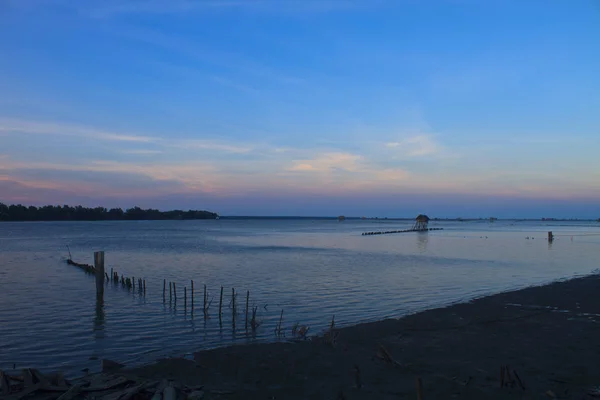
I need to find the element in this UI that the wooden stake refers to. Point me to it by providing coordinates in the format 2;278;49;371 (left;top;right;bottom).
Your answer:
191;280;194;310
245;290;250;331
232;288;236;317
132;276;135;290
94;251;105;299
184;286;187;309
173;282;177;303
219;286;223;320
169;281;172;303
163;279;166;301
416;377;423;400
278;309;284;335
110;268;113;282
143;279;146;294
203;285;207;313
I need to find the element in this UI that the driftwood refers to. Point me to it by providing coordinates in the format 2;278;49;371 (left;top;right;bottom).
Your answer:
55;385;80;400
0;367;165;400
376;344;402;367
82;376;130;392
0;371;10;395
162;385;176;400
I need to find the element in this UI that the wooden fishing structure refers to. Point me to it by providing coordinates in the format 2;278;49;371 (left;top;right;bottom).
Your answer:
413;214;430;231
362;214;442;236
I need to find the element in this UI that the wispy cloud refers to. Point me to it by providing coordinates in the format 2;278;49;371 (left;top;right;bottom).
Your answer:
0;117;255;154
0;118;156;143
77;0;371;18
288;152;362;173
118;149;164;155
385;135;442;157
177;139;253;154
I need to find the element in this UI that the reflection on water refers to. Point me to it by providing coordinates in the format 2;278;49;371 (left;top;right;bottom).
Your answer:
416;232;429;252
0;219;598;376
94;297;105;339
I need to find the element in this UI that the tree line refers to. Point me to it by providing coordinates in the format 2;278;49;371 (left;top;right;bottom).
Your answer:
0;203;218;221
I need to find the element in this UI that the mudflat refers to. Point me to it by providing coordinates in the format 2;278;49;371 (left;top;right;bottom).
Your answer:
125;274;600;399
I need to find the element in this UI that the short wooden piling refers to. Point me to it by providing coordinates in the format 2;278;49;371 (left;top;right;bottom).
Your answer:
143;279;146;294
203;285;207;314
94;251;105;299
132;276;135;290
245;290;250;331
110;268;113;282
163;279;166;301
173;282;177;303
548;231;554;242
191;280;194;310
219;286;224;319
169;281;172;303
276;309;284;336
416;377;423;400
184;286;187;309
232;287;236;318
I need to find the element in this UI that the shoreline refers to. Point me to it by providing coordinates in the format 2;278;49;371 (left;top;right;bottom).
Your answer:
4;274;600;399
120;273;600;399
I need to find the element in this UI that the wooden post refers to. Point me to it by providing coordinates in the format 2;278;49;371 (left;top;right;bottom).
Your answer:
548;231;554;242
169;281;172;303
219;286;223;319
245;290;249;331
232;288;236;317
143;279;146;294
94;251;105;299
110;268;113;282
184;286;187;309
416;377;423;400
163;279;166;302
173;282;177;303
132;276;135;290
191;280;194;310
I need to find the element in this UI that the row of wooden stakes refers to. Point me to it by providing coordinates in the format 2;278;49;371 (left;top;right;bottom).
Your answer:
161;281;260;330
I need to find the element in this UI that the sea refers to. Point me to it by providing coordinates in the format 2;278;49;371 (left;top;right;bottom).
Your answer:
0;218;598;376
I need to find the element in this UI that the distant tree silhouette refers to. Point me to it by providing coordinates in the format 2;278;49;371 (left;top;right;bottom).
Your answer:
0;202;217;221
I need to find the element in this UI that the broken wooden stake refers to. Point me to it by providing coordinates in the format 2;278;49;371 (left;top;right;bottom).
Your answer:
416;377;423;400
245;290;249;331
94;251;105;299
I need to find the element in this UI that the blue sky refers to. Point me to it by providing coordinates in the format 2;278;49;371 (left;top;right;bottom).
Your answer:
1;0;599;217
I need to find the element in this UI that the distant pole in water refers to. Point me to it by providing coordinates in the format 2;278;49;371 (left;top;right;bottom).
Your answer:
548;231;554;242
173;282;177;303
203;285;207;314
191;280;194;311
110;268;113;282
232;288;236;318
184;286;187;310
163;279;166;302
132;276;135;290
245;290;250;331
94;251;105;300
143;279;146;294
219;286;224;320
169;281;172;303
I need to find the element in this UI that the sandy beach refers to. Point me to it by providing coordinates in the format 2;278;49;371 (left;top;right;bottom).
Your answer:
118;273;600;399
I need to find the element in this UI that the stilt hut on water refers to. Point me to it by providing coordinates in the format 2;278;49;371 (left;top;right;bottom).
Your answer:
413;214;430;231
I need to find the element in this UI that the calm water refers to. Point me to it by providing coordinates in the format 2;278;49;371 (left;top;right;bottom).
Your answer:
1;219;599;376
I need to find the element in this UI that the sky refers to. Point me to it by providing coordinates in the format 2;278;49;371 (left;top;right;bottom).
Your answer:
1;0;599;218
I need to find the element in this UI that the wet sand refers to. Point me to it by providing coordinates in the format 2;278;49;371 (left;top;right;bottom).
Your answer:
125;274;600;399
